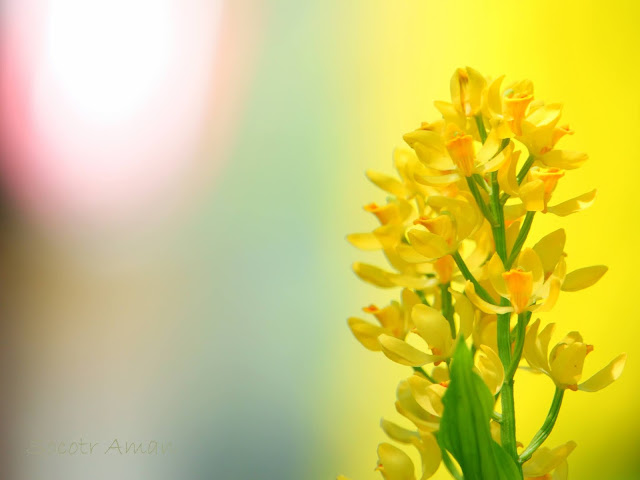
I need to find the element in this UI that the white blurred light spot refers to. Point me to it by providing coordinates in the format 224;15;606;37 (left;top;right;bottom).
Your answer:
41;0;175;123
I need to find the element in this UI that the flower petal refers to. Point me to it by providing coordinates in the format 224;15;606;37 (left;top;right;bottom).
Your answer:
524;319;553;374
379;334;436;366
578;353;627;392
522;441;577;477
417;432;442;480
464;281;511;314
347;318;386;351
412;304;453;357
408;229;452;260
346;232;382;250
517;248;545;292
367;169;410;198
547;189;597;217
561;265;608;292
475;345;504;395
353;262;396;288
539;150;588;170
519;179;546;212
380;419;421;444
451;290;474;339
532;229;566;277
408;374;446;417
550;343;587;387
376;443;417;480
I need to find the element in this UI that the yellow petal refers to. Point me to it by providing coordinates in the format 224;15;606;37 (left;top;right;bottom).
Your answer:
408;229;452;260
517;248;545;292
498;149;521;196
561;265;608;292
379;334;435;366
380;419;420;444
396;380;441;432
367;169;410;198
464;281;511;314
522;441;577;477
414;172;461;186
550;343;587;387
403;130;454;171
346;232;382;250
376;443;417;480
475;345;504;395
451;290;474;339
347;318;386;351
547;189;597;217
478;137;513;173
353;262;396;288
532;229;566;277
526;103;563;128
531;276;561;313
412;304;453;357
504;202;527;221
524;319;553;374
473;314;498;353
539;150;588;170
487;253;508;296
417;432;442;480
578;353;627;392
519;178;546;211
408;374;446;417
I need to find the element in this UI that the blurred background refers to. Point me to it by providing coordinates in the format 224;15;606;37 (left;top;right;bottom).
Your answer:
0;0;638;479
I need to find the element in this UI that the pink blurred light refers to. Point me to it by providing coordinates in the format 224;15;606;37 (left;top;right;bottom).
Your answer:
0;0;234;229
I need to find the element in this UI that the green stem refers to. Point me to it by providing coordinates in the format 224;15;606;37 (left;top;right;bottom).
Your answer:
473;173;490;193
475;115;488;143
451;251;496;305
490;172;508;263
466;176;496;226
440;283;455;338
412;366;437;384
517;154;536;184
492;411;503;423
519;388;565;464
497;305;519;468
506;212;535;269
505;312;530;381
415;289;430;306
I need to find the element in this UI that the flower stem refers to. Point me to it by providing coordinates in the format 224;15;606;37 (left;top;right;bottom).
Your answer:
506;312;530;381
440;283;456;338
412;366;437;384
506;212;535;269
497;306;519;467
519;388;565;464
451;251;495;305
466;176;496;226
475;115;488;143
490;172;508;263
415;289;431;306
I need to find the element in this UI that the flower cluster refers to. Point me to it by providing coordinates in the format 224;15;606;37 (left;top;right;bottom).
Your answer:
341;67;626;480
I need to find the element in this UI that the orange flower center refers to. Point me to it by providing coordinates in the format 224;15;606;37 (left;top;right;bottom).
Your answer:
502;268;533;313
445;133;475;177
434;255;455;284
504;92;533;136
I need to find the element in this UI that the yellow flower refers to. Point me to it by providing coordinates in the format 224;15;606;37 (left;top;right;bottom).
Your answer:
524;319;627;391
375;443;416;480
465;248;564;315
347;289;420;351
405;195;482;261
379;304;455;366
450;66;487;117
522;441;576;480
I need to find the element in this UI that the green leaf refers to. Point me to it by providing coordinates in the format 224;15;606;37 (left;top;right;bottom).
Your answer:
438;339;521;480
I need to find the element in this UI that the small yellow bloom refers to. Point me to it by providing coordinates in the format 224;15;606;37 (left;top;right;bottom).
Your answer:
524;319;627;391
522;441;576;480
348;289;420;351
375;443;416;480
465;248;563;315
450;66;487;117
